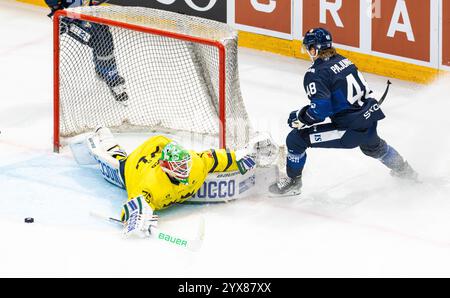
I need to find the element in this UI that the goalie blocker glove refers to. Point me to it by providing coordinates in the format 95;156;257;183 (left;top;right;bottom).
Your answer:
236;155;256;175
121;195;159;239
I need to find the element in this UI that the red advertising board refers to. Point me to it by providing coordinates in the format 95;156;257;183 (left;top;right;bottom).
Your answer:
235;0;292;34
372;0;430;62
302;0;360;48
443;0;450;67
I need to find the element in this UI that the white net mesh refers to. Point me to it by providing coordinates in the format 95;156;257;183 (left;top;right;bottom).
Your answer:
56;6;251;150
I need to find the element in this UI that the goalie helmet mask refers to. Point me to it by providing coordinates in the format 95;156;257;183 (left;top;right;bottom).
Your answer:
159;142;192;185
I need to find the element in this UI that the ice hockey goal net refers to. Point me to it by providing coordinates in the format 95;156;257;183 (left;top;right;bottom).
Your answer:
53;6;251;152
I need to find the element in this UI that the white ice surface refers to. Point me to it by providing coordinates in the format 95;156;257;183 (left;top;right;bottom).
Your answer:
1;0;450;277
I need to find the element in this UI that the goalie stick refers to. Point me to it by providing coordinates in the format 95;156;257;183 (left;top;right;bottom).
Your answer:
90;211;205;252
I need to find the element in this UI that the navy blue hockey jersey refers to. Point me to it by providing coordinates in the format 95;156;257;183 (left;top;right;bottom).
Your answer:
302;54;385;129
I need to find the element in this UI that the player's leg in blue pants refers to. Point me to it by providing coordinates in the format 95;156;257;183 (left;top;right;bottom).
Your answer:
270;121;417;195
86;22;128;102
89;23;119;82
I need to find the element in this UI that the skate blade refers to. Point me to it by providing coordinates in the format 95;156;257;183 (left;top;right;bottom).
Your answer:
116;99;129;107
268;191;301;198
401;177;423;184
391;174;422;184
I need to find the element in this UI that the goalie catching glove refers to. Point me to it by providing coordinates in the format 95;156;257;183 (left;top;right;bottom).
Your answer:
235;133;279;170
121;195;159;239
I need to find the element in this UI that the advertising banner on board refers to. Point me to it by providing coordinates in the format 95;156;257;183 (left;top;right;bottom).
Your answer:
108;0;227;23
371;0;430;62
302;0;360;48
234;0;292;35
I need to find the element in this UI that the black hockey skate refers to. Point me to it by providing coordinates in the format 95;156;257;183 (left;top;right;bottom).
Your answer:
269;175;302;197
390;161;419;182
95;61;129;106
106;75;129;106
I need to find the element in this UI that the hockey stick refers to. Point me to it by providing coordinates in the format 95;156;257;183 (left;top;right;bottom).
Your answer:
90;211;205;251
378;80;392;106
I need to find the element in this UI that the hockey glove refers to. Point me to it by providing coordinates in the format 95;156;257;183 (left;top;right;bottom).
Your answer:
122;195;158;239
288;110;305;129
59;18;70;34
45;0;69;17
236;155;256;175
297;105;320;126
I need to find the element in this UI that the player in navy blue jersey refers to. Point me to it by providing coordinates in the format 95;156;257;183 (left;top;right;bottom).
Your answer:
269;28;417;196
45;0;128;104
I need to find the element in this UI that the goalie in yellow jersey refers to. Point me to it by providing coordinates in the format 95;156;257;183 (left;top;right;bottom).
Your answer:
71;126;277;239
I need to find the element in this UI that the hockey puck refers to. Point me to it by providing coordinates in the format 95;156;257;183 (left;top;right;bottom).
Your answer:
24;217;34;224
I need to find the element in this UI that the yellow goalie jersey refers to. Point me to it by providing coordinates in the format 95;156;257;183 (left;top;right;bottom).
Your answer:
121;135;239;212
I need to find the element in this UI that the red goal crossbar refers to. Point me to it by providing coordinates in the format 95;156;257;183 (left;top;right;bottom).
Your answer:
53;9;227;152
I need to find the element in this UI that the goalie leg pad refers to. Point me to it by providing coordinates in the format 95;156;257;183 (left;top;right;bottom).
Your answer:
69;131;126;188
94;152;125;189
69;133;98;165
88;133;125;188
95;126;127;159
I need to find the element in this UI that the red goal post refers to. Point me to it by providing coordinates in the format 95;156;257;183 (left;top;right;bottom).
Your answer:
53;6;250;152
